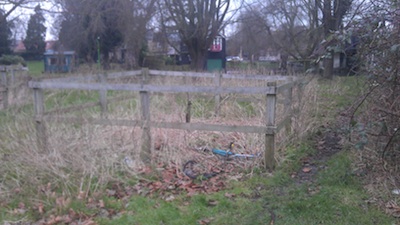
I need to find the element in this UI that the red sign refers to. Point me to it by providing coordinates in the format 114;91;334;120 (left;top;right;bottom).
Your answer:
210;36;223;52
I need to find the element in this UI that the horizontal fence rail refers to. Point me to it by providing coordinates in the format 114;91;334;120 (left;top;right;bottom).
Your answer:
29;81;277;95
29;68;303;170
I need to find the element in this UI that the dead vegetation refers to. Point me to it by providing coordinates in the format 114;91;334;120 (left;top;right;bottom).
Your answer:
3;66;359;225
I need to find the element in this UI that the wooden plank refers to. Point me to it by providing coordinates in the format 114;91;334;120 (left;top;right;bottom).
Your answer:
42;116;276;134
223;74;295;81
140;68;151;163
41;70;296;84
149;70;214;78
28;81;276;95
266;83;277;126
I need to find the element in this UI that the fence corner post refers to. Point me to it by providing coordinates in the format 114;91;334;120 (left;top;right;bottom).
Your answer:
265;82;277;170
141;67;149;85
140;68;151;164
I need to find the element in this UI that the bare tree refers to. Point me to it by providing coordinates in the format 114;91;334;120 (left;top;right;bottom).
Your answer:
239;0;352;76
159;0;232;70
241;0;322;60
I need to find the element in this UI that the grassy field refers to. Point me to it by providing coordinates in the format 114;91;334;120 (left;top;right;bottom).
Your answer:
0;74;398;224
26;60;44;76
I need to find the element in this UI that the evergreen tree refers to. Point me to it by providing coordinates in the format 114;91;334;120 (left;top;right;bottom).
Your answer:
0;10;12;57
24;5;46;59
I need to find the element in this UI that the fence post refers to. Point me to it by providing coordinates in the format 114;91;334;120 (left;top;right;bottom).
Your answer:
34;88;48;151
185;75;191;123
98;73;108;117
265;82;277;170
214;72;222;116
140;68;151;163
1;68;8;109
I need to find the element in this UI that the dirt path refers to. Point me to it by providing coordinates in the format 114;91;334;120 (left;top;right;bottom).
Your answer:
293;127;343;185
292;104;355;186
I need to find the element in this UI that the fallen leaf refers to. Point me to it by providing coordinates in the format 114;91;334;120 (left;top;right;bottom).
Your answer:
207;199;219;206
106;189;116;197
77;191;86;200
198;218;213;225
302;167;312;173
98;200;105;208
224;192;236;198
81;219;97;225
18;202;25;209
165;195;175;202
37;202;44;214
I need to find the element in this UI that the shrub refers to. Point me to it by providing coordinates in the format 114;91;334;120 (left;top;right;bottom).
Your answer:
0;54;27;66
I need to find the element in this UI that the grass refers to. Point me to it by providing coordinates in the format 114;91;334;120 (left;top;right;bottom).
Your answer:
26;60;44;76
95;148;395;225
316;75;366;118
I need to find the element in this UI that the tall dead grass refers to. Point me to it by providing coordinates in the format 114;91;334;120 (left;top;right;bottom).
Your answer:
0;70;323;200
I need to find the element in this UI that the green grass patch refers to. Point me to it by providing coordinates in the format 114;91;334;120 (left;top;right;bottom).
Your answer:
27;60;44;76
45;90;100;110
236;100;257;117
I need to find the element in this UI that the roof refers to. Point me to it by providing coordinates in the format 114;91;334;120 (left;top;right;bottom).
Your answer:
44;50;75;56
12;40;26;53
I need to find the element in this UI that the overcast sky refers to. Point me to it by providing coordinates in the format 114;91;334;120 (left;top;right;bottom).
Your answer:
3;1;59;40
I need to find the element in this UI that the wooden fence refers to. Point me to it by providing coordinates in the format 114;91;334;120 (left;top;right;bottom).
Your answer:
28;68;303;170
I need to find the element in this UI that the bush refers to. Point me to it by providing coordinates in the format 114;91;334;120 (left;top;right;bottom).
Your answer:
142;55;166;69
0;54;27;66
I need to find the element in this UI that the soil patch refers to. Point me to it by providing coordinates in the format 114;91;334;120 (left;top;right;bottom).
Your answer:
292;125;344;186
292;108;349;185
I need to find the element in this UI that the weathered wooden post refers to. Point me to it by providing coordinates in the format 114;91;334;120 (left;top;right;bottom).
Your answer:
265;82;277;170
185;75;191;123
214;72;222;116
0;67;8;109
33;87;48;151
98;73;108;117
140;68;151;163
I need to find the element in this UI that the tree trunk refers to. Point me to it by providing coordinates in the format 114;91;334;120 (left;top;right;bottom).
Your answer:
190;49;207;71
323;51;334;79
